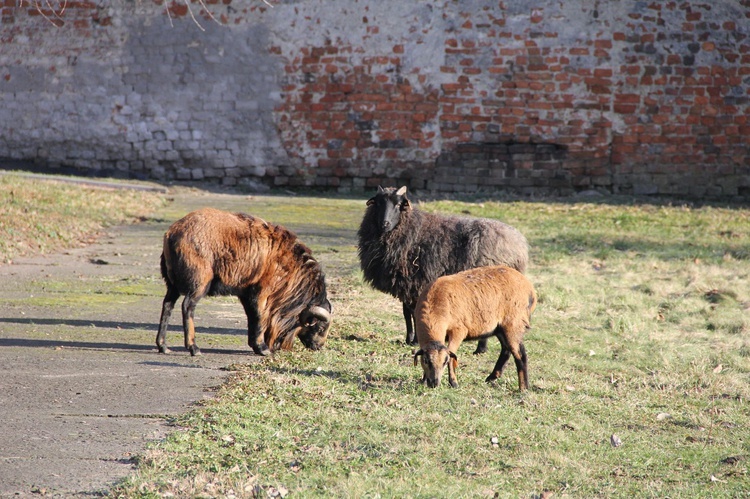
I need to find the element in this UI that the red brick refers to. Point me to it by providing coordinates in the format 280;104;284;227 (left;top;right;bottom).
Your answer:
441;83;464;93
614;104;637;114
615;93;641;104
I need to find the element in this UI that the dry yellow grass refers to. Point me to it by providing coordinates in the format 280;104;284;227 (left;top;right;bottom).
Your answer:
0;174;167;264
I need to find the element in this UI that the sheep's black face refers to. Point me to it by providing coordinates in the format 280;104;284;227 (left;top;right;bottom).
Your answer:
298;302;332;351
298;319;330;350
368;186;410;235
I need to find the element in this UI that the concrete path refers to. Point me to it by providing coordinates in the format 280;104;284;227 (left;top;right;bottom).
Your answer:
0;188;263;497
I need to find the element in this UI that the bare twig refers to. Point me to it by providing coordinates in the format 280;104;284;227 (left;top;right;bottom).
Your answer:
43;0;67;19
164;0;174;28
161;0;224;31
195;0;218;25
16;0;60;26
186;0;206;32
16;0;264;30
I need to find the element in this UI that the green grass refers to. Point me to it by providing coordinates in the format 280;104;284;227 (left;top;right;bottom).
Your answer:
110;194;750;498
0;173;167;263
7;176;745;496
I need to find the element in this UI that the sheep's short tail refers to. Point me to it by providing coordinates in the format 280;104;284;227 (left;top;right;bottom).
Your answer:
527;290;537;320
160;251;172;286
160;234;177;287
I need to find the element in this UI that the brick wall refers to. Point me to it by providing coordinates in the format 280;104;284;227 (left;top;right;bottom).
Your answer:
1;1;749;198
0;0;286;187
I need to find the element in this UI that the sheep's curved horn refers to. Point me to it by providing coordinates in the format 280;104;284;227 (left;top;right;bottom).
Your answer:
413;349;424;367
306;305;330;322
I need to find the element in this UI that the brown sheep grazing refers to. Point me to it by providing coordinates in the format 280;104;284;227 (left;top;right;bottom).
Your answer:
156;207;332;356
413;265;537;390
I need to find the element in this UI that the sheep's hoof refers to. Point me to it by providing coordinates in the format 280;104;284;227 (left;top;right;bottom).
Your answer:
188;345;201;356
157;345;171;354
252;343;272;357
485;373;499;383
472;344;488;355
449;379;459;388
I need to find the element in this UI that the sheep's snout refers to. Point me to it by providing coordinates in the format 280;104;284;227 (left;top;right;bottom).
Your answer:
375;198;403;235
415;345;456;389
424;376;441;388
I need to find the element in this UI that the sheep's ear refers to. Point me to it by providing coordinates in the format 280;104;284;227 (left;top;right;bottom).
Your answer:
413;349;424;367
368;186;385;205
395;186;410;210
449;351;458;369
447;354;459;388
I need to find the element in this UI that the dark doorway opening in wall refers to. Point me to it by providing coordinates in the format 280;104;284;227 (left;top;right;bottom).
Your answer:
432;141;571;195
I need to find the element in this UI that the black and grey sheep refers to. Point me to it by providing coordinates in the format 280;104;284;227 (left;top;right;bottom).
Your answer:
357;186;529;351
413;265;537;390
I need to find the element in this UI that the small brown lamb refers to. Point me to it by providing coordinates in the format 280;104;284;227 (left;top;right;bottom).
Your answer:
413;265;537;390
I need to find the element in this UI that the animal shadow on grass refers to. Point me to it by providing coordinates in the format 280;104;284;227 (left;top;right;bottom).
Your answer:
267;365;410;390
0;317;247;355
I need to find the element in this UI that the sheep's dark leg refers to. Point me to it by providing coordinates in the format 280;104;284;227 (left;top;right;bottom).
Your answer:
240;295;271;356
512;342;529;391
181;292;204;356
403;303;418;345
485;346;511;384
486;328;511;383
156;285;180;354
473;338;489;355
487;336;529;391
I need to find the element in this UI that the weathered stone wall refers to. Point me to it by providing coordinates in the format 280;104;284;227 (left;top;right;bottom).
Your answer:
1;0;749;198
1;1;285;187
